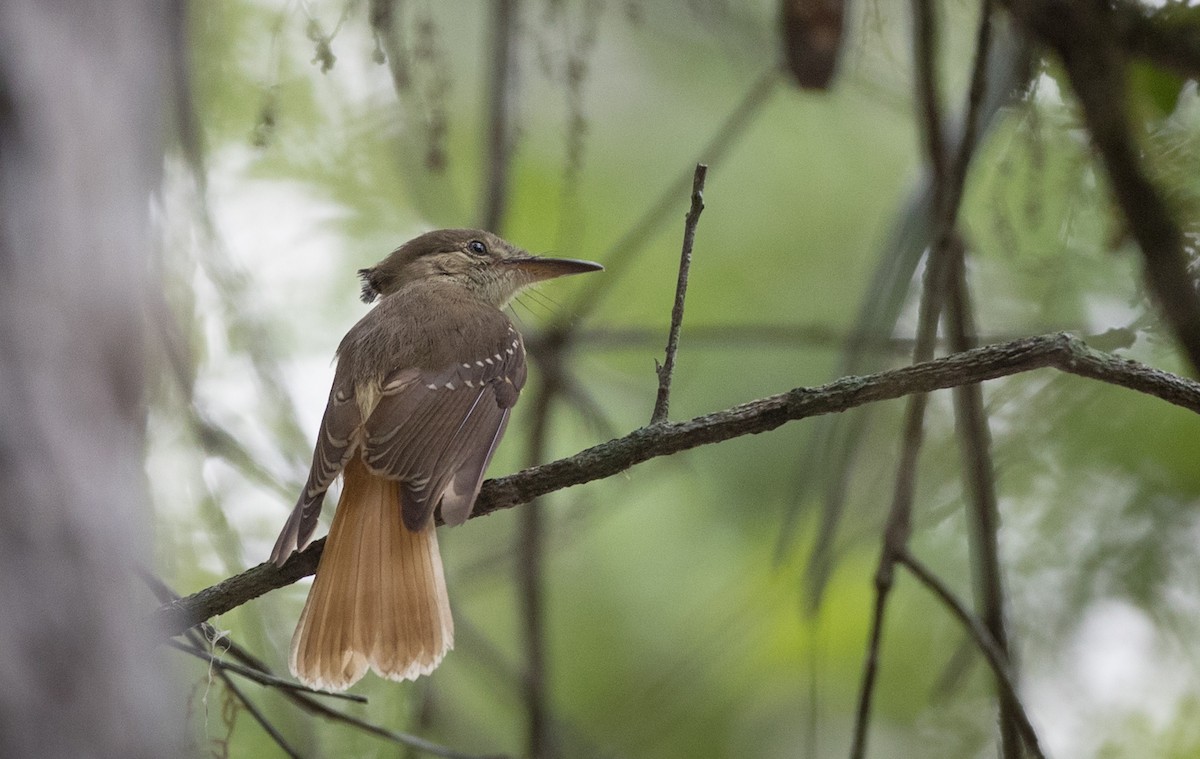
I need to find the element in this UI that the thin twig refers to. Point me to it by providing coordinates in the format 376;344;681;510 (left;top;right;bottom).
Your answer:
520;370;557;759
177;638;503;759
948;0;995;216
912;0;947;198
143;569;345;694
145;572;500;758
167;639;364;702
148;573;305;759
216;670;305;759
897;549;1046;759
797;20;1032;592
848;204;950;759
849;3;953;754
937;5;1021;754
294;699;510;759
945;240;1021;757
154;333;1200;636
651;163;707;424
480;0;519;231
852;6;1011;754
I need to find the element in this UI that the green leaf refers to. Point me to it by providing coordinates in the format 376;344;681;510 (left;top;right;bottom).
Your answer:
1129;61;1185;121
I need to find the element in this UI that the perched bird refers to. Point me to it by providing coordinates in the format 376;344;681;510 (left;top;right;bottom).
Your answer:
270;228;602;691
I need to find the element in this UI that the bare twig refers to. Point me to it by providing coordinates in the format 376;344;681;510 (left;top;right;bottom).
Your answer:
480;0;519;231
152;332;1200;636
520;370;557;759
897;549;1045;759
476;5;535;749
849;4;955;754
852;4;1011;754
797;3;1030;599
167;639;364;702
935;11;1027;756
289;687;508;759
948;0;995;215
146;572;307;758
651;163;707;424
139;570;296;689
216;671;304;759
912;0;947;197
145;572;499;758
848;190;951;759
945;242;1022;757
848;298;945;756
175;636;502;759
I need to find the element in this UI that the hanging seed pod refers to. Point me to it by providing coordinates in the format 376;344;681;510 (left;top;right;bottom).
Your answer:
779;0;846;90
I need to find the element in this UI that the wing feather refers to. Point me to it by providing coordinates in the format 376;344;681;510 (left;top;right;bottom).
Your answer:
362;327;525;530
271;383;362;565
274;311;526;566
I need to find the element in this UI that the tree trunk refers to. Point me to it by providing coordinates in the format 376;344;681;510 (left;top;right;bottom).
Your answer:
0;2;183;755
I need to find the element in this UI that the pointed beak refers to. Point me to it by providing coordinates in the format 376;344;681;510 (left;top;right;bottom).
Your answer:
505;255;604;282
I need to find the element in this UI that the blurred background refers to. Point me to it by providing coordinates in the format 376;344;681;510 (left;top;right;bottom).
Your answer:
150;1;1200;757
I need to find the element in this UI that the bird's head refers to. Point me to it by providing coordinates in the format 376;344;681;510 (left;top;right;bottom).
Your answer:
359;228;602;308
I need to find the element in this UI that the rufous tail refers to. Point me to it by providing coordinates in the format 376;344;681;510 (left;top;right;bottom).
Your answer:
289;456;453;691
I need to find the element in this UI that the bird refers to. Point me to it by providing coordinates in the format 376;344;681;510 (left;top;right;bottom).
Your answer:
269;228;602;691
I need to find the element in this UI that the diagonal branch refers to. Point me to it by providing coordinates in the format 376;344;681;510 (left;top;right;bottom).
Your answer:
151;332;1200;637
214;670;304;759
897;549;1045;759
1115;1;1200;80
1005;0;1200;373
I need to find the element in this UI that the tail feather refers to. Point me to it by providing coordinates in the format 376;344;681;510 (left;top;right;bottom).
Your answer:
289;457;453;691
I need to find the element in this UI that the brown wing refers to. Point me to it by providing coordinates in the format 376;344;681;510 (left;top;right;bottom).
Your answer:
270;381;364;565
362;326;526;530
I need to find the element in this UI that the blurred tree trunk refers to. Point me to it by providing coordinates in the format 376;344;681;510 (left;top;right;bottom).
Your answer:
0;2;183;756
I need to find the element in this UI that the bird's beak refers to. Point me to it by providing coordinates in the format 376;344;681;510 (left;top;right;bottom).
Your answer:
506;255;604;282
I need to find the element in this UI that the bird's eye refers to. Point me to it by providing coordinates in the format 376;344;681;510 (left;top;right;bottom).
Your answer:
467;240;488;256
